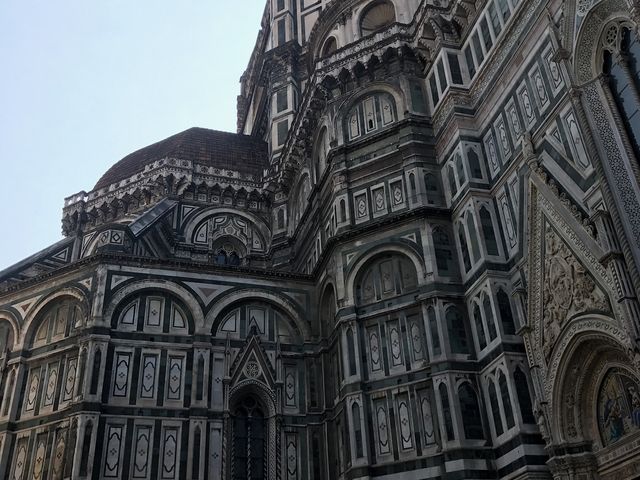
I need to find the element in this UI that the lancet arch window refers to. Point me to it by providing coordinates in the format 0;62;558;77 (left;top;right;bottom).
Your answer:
320;285;337;335
497;288;517;335
472;303;487;351
231;395;267;480
432;226;456;276
439;383;455;441
487;380;504;436
359;0;396;36
355;253;418;305
514;366;535;424
498;370;515;429
601;21;640;161
458;383;484;439
445;306;469;354
321;36;338;57
346;92;397;141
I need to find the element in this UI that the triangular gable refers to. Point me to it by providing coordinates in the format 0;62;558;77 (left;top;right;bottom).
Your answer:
526;172;628;398
229;335;276;389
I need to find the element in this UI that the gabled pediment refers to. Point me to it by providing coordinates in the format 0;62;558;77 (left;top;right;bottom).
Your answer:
527;175;619;376
229;334;276;389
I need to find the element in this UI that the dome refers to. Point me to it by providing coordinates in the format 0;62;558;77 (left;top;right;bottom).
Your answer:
94;127;268;190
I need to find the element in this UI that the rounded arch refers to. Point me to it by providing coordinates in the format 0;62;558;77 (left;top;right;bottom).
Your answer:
356;0;397;37
205;288;311;341
104;280;205;331
574;2;632;84
0;310;20;351
21;287;90;347
229;380;277;418
319;282;337;336
321;35;338;57
550;322;634;445
345;243;425;306
109;288;196;333
182;207;272;249
546;314;631;400
337;82;406;124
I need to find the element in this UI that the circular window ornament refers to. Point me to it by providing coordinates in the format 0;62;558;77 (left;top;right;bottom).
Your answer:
244;361;261;378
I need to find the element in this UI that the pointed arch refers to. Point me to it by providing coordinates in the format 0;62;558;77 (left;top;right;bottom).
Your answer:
458;383;484;439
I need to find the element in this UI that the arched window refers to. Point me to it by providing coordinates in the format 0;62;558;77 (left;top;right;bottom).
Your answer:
447;164;458;197
480;207;499;256
483;296;498;341
433;226;455;276
458;383;484;439
321;285;337;336
439;383;455;441
355;254;418;305
602;23;640;159
339;199;347;223
232;395;266;480
499;371;515;429
473;304;487;350
467;148;483;179
446;306;469;354
346;92;396;141
352;402;364;458
497;289;516;335
322;36;338;57
427;307;441;356
347;328;357;376
424;173;443;205
466;213;481;263
488;381;504;436
457;223;471;272
514;367;535;424
360;0;396;36
409;172;417;198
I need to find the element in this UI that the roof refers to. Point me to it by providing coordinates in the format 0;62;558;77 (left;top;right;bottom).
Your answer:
94;127;268;190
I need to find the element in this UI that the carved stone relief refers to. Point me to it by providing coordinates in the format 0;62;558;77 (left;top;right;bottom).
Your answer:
542;225;611;361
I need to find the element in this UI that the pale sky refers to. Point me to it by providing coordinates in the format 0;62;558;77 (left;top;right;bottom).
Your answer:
0;0;266;269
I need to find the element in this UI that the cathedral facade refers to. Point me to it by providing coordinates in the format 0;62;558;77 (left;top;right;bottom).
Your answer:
2;0;640;478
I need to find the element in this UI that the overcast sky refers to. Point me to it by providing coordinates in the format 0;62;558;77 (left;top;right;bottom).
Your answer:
0;0;266;269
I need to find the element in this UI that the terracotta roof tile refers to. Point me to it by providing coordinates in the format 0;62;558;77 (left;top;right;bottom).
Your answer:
94;127;268;190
